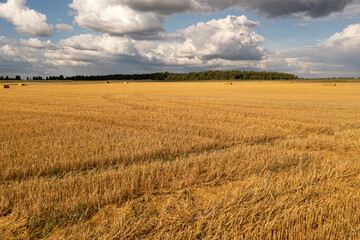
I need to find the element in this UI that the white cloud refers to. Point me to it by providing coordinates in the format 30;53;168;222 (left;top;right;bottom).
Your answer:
0;0;53;37
0;44;19;57
0;35;16;46
19;38;56;49
326;24;360;44
270;24;360;77
58;34;138;56
179;15;265;61
69;0;165;40
0;36;40;65
308;23;360;66
56;24;74;32
134;15;266;67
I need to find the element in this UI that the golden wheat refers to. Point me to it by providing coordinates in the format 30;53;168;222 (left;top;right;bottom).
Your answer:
0;81;360;239
323;83;337;86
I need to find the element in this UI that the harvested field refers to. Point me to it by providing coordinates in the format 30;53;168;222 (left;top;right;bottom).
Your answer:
323;83;337;87
1;81;360;239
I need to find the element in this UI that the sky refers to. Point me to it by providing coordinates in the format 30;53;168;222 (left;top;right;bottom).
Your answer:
0;0;360;78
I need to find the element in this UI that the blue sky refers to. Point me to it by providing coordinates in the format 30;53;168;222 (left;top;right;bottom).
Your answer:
0;0;360;78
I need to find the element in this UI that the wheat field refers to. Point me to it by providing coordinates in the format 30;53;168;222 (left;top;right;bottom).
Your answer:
1;81;360;239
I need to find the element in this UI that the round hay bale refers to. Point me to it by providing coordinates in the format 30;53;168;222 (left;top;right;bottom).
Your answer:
323;83;337;87
2;85;10;89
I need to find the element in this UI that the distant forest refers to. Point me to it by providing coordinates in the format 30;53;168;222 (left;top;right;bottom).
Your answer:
1;71;299;81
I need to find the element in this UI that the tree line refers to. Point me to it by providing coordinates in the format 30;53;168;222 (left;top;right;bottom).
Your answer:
1;71;299;81
49;71;298;81
0;75;21;80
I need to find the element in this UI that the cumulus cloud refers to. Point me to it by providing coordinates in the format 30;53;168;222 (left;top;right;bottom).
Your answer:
69;0;165;39
56;24;74;32
135;15;265;64
58;34;138;56
0;0;53;37
270;24;360;77
19;38;57;50
0;35;16;46
305;24;360;66
0;44;19;58
0;36;40;64
180;15;265;61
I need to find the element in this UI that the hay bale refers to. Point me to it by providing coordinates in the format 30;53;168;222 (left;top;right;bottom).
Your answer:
323;83;337;87
257;81;263;83
124;82;129;84
225;82;233;85
287;81;294;84
3;85;10;89
18;83;25;86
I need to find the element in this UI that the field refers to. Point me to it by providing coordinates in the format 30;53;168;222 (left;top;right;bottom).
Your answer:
1;81;360;239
